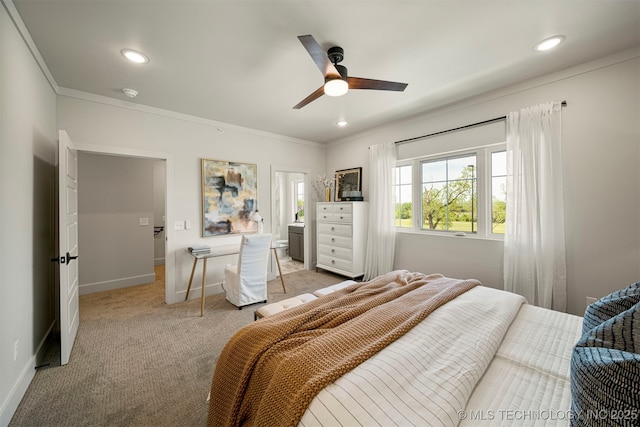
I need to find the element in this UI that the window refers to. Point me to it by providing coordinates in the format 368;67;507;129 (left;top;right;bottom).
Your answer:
491;151;506;234
421;155;477;233
294;180;304;222
394;144;506;238
394;165;412;227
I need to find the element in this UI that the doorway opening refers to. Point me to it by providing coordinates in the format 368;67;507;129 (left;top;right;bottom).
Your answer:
50;142;173;368
271;167;311;276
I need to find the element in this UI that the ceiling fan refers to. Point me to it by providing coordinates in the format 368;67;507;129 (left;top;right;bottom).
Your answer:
293;35;408;109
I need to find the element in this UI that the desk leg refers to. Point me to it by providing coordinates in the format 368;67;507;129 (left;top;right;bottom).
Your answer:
273;248;286;293
185;257;198;301
200;258;207;317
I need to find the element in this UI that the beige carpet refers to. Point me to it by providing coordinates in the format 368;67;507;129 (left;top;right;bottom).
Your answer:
278;257;305;275
9;267;344;427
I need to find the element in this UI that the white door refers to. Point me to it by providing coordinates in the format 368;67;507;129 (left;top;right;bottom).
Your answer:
58;130;79;365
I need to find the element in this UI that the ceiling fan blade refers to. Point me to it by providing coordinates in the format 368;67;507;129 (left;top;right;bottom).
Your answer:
297;35;341;79
348;77;408;92
293;86;325;109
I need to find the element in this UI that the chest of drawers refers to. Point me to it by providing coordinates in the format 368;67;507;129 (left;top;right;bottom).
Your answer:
316;202;368;278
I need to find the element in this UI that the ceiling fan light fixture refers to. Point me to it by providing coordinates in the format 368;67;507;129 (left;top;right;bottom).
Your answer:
324;78;348;97
121;49;149;64
534;36;564;52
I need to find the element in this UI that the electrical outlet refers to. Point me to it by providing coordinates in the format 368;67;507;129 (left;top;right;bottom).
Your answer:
174;221;185;231
139;217;149;226
14;340;19;361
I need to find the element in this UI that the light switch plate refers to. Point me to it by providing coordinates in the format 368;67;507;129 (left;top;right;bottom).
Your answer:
185;220;191;230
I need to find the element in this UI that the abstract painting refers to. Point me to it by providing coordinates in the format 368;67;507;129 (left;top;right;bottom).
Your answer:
201;158;258;236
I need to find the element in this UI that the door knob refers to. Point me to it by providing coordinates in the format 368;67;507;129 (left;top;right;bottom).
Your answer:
66;252;79;263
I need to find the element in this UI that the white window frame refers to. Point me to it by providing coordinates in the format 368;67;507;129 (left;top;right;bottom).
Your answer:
396;142;506;240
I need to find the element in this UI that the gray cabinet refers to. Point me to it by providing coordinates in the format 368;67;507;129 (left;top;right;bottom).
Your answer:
288;225;304;262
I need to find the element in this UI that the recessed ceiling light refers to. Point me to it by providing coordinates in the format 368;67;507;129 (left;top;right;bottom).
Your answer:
534;36;565;52
121;49;149;64
337;120;348;127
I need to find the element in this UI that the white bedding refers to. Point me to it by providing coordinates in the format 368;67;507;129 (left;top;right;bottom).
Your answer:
460;304;582;426
298;286;582;427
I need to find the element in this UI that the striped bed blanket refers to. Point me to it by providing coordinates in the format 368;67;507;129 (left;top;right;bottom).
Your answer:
207;270;482;427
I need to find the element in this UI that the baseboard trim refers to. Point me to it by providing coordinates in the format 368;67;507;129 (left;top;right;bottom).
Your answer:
0;323;54;427
178;282;224;302
79;273;156;295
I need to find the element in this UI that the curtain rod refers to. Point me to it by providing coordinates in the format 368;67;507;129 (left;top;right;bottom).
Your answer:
394;101;567;145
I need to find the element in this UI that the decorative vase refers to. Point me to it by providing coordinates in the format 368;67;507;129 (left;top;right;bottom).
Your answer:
325;187;331;202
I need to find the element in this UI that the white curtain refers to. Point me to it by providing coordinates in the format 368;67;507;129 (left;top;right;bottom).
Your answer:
504;101;566;311
364;142;397;280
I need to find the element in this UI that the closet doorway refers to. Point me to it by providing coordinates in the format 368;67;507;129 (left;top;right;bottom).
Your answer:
45;144;172;368
77;153;166;295
73;145;173;304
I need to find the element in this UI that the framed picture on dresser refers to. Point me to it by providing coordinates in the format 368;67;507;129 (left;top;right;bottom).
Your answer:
334;167;362;201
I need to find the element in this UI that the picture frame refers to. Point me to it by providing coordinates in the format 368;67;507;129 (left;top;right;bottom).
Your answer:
334;167;363;201
201;158;258;237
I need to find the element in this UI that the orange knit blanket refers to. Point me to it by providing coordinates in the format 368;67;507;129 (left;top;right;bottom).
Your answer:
207;270;479;427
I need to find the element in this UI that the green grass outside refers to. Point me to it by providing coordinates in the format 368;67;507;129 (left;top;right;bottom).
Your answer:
395;218;505;234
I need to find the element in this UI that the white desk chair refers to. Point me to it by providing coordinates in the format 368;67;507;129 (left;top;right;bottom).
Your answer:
224;233;272;309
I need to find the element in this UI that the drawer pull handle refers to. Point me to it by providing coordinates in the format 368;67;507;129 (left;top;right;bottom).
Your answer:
340;216;343;219
331;249;335;253
331;227;335;231
331;238;335;242
331;260;336;264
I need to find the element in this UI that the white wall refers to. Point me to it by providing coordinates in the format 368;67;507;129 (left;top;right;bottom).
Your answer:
0;3;57;424
326;50;640;316
56;95;327;304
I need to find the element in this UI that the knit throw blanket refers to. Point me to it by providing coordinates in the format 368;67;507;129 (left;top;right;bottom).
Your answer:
207;270;480;427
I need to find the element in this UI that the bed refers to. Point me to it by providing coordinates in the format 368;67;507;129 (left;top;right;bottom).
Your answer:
207;270;639;427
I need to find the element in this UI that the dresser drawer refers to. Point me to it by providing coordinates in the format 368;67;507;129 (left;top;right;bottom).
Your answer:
317;202;353;215
317;212;334;222
317;212;352;223
318;233;352;249
318;254;353;272
332;203;353;214
318;243;352;260
332;212;352;223
317;203;335;214
318;222;352;237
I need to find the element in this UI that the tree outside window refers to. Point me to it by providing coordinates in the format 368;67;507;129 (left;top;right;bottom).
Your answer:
491;151;506;234
421;155;477;233
294;180;304;222
394;165;412;227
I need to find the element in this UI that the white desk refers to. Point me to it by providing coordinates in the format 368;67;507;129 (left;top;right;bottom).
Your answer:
185;244;239;317
185;242;287;316
271;240;288;294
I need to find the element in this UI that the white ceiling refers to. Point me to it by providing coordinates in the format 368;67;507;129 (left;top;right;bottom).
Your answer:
11;0;640;144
